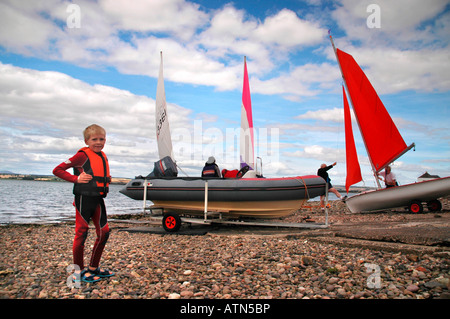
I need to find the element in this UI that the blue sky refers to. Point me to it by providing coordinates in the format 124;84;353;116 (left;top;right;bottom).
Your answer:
0;0;449;188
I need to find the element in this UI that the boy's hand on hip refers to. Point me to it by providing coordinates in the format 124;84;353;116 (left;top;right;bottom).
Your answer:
77;172;93;183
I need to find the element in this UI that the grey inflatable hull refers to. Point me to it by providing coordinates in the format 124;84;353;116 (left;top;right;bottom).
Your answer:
120;175;326;218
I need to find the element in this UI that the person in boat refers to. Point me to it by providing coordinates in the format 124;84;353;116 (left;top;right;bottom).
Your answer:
53;124;114;283
377;165;398;188
317;162;343;207
202;156;221;178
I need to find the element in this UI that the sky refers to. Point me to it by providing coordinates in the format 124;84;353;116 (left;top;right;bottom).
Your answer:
0;0;449;188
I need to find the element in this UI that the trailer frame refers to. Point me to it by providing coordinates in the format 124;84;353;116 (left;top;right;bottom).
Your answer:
142;179;329;232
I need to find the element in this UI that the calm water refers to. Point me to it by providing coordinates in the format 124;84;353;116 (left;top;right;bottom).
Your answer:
0;179;142;224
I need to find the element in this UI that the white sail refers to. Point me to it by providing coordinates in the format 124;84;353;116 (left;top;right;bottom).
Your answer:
155;51;174;160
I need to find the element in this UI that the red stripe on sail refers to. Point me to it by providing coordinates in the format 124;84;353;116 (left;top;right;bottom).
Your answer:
336;49;408;172
343;86;362;193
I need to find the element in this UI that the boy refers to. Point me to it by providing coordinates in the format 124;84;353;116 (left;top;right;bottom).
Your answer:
53;124;114;283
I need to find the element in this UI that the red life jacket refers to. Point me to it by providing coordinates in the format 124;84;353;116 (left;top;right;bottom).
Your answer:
222;169;239;178
73;147;111;197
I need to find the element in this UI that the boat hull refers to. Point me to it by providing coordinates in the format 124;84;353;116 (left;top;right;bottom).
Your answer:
120;175;326;218
346;177;450;213
150;199;307;218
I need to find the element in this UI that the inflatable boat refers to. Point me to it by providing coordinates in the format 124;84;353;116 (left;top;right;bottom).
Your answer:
120;54;327;220
120;173;326;218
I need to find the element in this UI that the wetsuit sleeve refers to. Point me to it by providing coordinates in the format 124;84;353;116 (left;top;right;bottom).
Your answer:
53;152;88;183
318;165;332;175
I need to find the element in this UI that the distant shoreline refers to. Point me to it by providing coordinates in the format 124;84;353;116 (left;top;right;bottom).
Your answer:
0;174;131;185
0;174;373;192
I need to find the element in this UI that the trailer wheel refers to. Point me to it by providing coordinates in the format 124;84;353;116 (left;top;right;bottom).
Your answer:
162;212;182;232
427;200;442;212
408;201;423;214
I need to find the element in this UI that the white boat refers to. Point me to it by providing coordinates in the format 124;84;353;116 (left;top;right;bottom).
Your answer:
345;177;450;213
330;35;450;213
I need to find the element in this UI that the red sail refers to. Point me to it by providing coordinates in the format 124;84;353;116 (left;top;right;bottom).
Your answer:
343;85;362;192
336;49;408;172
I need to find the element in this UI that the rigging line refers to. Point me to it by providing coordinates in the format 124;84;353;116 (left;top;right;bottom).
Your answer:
174;161;190;177
295;176;309;201
334;79;345;179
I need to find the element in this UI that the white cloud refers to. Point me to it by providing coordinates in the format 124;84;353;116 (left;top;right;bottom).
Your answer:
333;0;449;46
0;62;192;176
296;107;344;122
329;0;450;94
1;0;449;99
254;9;325;47
355;47;450;94
0;0;448;183
295;107;360;123
251;63;340;97
0;0;63;54
100;0;209;40
197;5;327;75
285;145;345;162
0;0;330;98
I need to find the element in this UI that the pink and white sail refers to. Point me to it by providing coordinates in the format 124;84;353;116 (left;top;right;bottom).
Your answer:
240;57;255;170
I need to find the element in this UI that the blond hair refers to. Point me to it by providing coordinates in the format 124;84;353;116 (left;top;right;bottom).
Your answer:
83;124;106;141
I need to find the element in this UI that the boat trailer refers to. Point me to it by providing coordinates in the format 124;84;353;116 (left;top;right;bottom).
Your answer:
141;179;330;233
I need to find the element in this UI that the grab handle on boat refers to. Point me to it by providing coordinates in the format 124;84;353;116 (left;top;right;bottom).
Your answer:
256;157;263;177
143;179;148;212
204;180;208;222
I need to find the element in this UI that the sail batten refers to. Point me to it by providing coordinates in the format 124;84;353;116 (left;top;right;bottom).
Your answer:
336;48;411;174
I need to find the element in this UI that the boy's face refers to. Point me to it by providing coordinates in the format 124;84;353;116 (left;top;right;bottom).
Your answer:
85;133;106;153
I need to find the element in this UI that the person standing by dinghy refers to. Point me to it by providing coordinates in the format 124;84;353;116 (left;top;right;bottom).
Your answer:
317;162;343;207
53;124;114;283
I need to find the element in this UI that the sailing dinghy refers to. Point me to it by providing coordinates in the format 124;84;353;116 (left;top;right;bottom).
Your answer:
331;35;450;213
120;54;326;229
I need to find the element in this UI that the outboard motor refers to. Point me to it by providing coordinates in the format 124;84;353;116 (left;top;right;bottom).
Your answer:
146;156;178;178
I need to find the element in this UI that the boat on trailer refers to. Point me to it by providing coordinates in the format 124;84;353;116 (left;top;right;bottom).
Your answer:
120;53;327;231
121;175;326;219
345;177;450;214
330;34;450;213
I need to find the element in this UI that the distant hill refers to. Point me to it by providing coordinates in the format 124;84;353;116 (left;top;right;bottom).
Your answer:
0;170;16;174
0;172;130;184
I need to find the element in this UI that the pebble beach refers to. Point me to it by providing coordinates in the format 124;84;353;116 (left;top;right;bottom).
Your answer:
1;199;449;300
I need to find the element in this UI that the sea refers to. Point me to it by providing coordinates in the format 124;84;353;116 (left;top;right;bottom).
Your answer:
0;179;344;225
0;179;142;225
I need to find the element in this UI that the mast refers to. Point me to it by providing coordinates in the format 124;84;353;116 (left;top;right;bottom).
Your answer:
329;34;382;188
